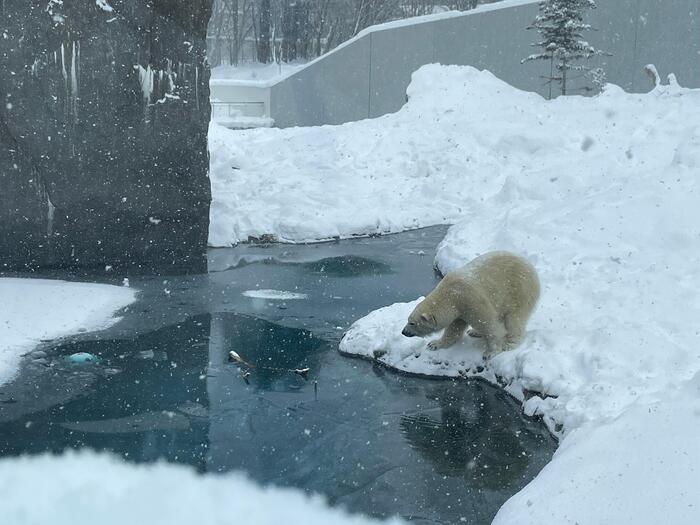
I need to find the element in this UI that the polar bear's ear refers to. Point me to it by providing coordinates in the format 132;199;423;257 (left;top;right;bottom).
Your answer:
420;313;435;326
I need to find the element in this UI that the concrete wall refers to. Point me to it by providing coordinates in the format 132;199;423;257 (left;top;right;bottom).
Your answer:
271;36;371;127
267;0;699;128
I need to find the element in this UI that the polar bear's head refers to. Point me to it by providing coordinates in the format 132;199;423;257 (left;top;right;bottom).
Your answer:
401;302;438;338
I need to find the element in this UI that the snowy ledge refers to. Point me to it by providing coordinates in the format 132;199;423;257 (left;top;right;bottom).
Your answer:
338;299;551;427
0;278;136;386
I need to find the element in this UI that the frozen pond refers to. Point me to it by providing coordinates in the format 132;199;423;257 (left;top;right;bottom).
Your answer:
0;227;555;524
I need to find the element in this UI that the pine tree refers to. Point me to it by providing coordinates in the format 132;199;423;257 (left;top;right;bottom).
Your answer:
522;0;603;97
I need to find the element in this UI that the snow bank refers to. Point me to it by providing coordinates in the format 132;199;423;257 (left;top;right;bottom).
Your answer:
209;65;542;246
0;278;136;385
493;373;700;525
209;62;699;248
335;66;700;524
428;77;700;434
0;452;404;525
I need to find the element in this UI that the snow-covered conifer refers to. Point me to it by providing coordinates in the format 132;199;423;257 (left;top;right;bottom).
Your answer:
522;0;604;97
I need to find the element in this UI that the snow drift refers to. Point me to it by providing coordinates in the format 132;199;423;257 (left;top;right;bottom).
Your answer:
0;451;405;525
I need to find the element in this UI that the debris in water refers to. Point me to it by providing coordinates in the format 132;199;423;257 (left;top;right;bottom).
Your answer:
228;349;311;383
293;367;310;380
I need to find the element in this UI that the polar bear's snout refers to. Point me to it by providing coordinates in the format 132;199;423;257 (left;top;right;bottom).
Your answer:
401;325;417;337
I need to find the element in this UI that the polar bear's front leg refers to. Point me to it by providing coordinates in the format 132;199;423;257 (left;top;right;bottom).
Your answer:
478;319;508;358
427;319;467;350
484;336;506;358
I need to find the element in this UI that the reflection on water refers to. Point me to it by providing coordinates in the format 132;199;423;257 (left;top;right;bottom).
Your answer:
0;228;556;525
303;255;393;277
209;312;325;391
400;383;534;491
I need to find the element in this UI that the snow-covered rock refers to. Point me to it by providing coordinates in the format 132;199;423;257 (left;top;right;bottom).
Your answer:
0;278;136;385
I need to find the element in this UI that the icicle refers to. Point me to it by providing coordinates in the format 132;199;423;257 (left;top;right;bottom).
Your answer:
71;41;78;99
70;41;79;120
195;65;199;110
96;0;114;12
60;43;68;88
47;194;55;237
136;64;154;103
135;64;155;122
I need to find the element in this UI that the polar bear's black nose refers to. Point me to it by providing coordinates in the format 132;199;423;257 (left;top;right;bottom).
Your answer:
401;327;415;337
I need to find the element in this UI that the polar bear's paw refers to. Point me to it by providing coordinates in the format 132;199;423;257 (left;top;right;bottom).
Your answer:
427;340;441;351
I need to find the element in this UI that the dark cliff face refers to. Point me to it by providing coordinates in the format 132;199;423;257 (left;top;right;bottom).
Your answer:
0;0;213;274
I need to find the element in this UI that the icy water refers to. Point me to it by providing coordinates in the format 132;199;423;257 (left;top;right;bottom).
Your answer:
0;227;555;525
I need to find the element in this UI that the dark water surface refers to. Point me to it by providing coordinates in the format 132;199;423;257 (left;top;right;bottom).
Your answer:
0;228;555;524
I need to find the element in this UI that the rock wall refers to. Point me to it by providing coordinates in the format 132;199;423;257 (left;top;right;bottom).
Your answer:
0;0;213;273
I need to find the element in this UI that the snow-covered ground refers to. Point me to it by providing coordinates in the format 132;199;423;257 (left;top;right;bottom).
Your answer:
209;63;700;522
0;278;135;385
331;66;700;524
210;63;696;247
0;451;405;525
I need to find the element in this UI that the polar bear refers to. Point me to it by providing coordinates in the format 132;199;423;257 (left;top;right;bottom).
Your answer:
401;251;540;356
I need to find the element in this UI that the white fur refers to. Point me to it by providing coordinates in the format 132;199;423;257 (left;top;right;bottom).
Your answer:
403;251;540;355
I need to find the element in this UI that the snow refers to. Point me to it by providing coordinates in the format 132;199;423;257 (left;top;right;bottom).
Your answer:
242;289;309;300
0;451;405;525
96;0;113;12
494;373;700;525
209;64;700;247
210;62;307;88
354;0;537;36
302;65;699;524
340;299;488;379
212;114;274;130
0;278;136;385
